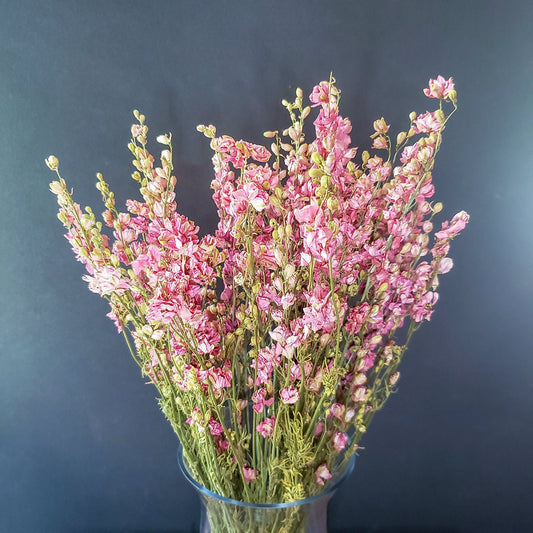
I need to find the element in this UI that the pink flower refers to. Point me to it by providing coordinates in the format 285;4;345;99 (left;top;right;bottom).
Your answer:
208;418;224;436
249;143;271;163
252;387;274;413
83;266;130;296
309;81;335;106
280;386;300;404
373;117;390;134
329;403;345;421
243;465;257;484
412;111;442;134
372;136;388;150
185;406;204;432
352;386;367;402
333;432;348;451
315;463;332;485
437;257;454;274
434;211;470;241
294;202;320;224
256;416;276;438
211;135;236;154
423;75;455;100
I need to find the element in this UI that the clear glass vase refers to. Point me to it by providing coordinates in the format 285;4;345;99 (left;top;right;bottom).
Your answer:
177;447;355;533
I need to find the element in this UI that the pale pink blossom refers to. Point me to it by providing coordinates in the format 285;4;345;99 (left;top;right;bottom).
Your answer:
373;117;390;134
280;386;300;404
437;257;454;274
256;416;276;438
252;387;274;413
412;111;443;134
315;463;332;485
83;266;130;296
333;432;348;451
434;211;470;241
423;75;455;100
185;406;205;432
372;136;389;150
329;403;345;421
294;202;320;224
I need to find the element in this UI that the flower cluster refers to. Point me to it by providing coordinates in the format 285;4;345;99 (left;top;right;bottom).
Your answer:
49;76;468;506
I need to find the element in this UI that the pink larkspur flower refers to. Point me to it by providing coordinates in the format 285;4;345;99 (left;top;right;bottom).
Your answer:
373;117;390;134
83;266;130;296
256;416;276;438
434;211;470;241
412;111;442;134
372;136;389;150
333;432;348;451
294;202;320;224
208;418;224;436
437;257;454;274
252;387;274;413
329;403;345;421
424;76;455;100
280;386;299;404
309;81;336;106
315;464;332;485
243;465;257;484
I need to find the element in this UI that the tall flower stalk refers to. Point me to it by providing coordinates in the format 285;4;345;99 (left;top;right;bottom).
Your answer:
48;76;468;506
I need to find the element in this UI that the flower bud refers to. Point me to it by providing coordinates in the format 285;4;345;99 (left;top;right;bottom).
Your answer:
435;109;445;123
141;324;153;336
433;202;443;213
311;152;323;166
45;155;59;171
448;89;457;104
49;180;65;195
156;134;171;145
326;197;339;211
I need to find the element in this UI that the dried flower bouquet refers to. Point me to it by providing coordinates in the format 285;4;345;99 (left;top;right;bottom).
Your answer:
48;75;468;505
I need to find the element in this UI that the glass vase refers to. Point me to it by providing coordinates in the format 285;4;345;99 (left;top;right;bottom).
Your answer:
177;447;355;533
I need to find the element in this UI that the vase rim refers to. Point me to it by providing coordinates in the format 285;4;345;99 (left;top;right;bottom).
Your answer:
177;444;356;509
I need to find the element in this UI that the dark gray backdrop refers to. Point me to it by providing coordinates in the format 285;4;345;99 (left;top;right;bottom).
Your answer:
1;1;532;532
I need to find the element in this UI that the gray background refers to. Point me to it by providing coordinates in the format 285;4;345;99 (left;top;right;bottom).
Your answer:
1;1;532;531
